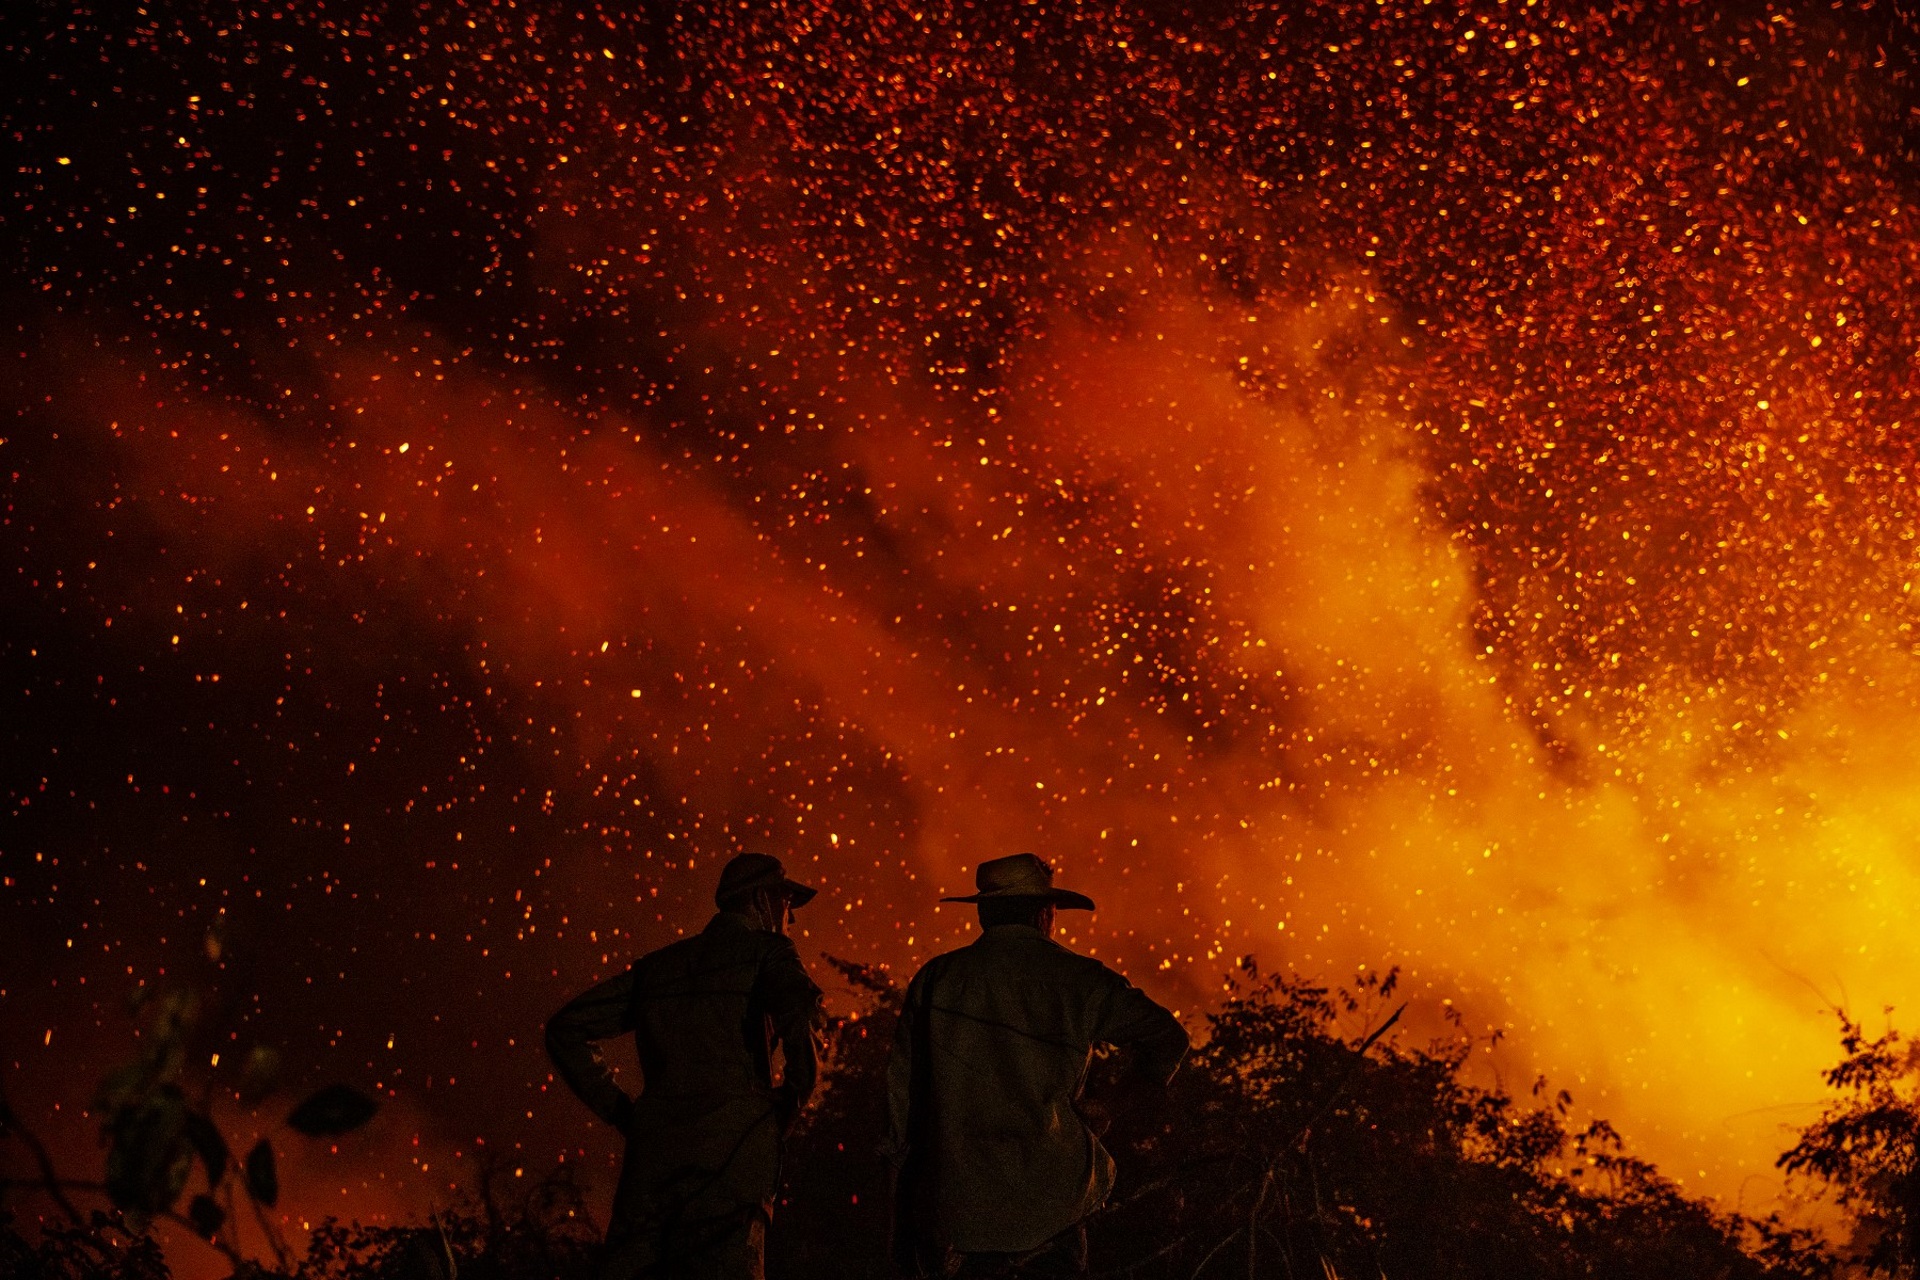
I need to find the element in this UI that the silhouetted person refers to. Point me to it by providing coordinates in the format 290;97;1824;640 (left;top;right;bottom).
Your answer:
546;853;822;1280
886;854;1189;1278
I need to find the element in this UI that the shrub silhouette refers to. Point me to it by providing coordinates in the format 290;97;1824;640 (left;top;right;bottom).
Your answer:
1780;1010;1920;1277
773;957;1833;1280
298;1155;597;1280
4;956;1842;1278
1;924;379;1276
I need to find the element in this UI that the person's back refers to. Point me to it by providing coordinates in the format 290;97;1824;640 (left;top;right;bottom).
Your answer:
627;916;807;1103
547;853;821;1280
887;854;1188;1277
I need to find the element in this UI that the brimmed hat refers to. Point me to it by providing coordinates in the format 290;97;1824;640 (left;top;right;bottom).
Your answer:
940;853;1095;911
715;852;818;908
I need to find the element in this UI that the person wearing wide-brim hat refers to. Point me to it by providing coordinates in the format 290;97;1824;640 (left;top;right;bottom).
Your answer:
937;850;1098;912
547;852;823;1280
885;853;1189;1277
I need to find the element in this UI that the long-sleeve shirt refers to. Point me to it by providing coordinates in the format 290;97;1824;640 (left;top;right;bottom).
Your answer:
545;911;821;1215
886;923;1189;1254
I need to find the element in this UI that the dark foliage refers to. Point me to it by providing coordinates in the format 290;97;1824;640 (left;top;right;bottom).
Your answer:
83;976;378;1260
1076;962;1832;1280
773;958;1834;1280
4;959;1845;1278
244;1140;279;1209
186;1113;231;1191
766;957;901;1279
285;1088;381;1141
1780;1011;1920;1276
1;935;381;1275
0;1209;172;1280
101;1090;194;1224
296;1158;599;1280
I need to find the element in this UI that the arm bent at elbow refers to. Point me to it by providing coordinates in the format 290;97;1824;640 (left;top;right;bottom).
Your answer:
545;969;639;1132
773;1012;819;1134
1102;976;1192;1091
763;940;824;1133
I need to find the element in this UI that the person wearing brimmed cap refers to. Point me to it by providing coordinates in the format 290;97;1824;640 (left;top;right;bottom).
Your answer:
885;854;1189;1277
546;852;823;1279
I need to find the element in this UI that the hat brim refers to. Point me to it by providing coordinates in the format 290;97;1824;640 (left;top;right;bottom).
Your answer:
939;888;1095;911
779;878;818;907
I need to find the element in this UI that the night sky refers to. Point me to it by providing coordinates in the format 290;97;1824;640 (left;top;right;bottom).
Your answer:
7;0;1920;1271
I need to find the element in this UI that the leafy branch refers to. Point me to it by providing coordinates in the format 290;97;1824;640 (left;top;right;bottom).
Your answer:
1;926;383;1276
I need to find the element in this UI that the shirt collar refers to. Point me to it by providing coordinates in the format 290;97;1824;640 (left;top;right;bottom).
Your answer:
706;909;760;934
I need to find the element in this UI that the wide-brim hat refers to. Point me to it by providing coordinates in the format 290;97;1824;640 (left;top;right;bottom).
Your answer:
715;852;818;908
940;853;1094;911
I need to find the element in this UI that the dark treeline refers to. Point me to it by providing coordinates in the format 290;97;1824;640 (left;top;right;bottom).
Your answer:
773;961;1833;1280
15;957;1920;1279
